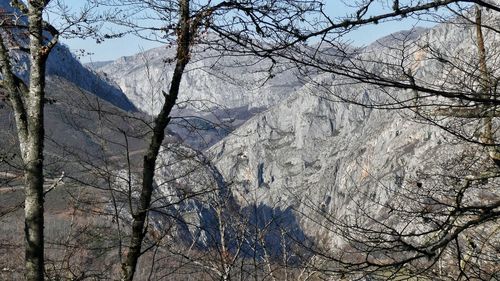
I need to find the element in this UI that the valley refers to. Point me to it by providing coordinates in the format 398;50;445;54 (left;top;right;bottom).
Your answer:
0;1;499;280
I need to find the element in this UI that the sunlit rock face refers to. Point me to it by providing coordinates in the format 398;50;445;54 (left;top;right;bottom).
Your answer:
209;6;500;242
94;44;303;115
209;83;452;240
91;4;500;248
92;43;304;149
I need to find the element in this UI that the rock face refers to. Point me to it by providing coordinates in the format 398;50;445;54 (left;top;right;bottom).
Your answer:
209;6;500;242
95;46;302;115
93;43;304;149
209;84;451;239
112;143;309;260
45;45;136;111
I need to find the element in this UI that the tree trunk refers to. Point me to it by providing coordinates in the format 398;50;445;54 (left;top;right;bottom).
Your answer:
24;3;47;280
475;5;500;165
121;0;192;280
0;2;50;279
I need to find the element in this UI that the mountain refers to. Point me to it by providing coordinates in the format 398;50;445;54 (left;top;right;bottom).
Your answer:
46;45;136;111
87;4;499;258
92;43;305;149
1;2;498;279
95;45;303;114
0;76;144;184
208;6;500;244
0;0;135;111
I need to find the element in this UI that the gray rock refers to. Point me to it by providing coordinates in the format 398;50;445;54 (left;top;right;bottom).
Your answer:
208;5;500;244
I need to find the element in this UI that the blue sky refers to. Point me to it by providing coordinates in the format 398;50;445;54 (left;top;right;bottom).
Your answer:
56;1;437;63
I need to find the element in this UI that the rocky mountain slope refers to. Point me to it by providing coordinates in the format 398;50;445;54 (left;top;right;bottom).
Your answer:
45;45;136;111
209;82;448;240
95;45;303;115
93;43;305;149
87;4;499;258
0;0;135;111
209;6;500;243
0;76;143;185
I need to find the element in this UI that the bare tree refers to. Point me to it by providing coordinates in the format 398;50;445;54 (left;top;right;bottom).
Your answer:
4;0;498;280
0;1;106;279
0;1;60;279
84;0;323;279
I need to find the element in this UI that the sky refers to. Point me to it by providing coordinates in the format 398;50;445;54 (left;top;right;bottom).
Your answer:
55;1;438;64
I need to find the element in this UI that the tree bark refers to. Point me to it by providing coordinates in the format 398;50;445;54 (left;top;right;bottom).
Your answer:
121;1;192;280
0;1;52;280
24;2;48;280
475;5;500;165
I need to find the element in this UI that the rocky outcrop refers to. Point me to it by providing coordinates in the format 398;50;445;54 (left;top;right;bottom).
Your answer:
95;46;303;115
209;83;452;240
93;43;305;149
112;143;309;259
209;6;500;243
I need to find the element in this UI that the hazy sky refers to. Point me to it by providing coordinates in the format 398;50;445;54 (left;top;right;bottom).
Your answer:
57;1;436;63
